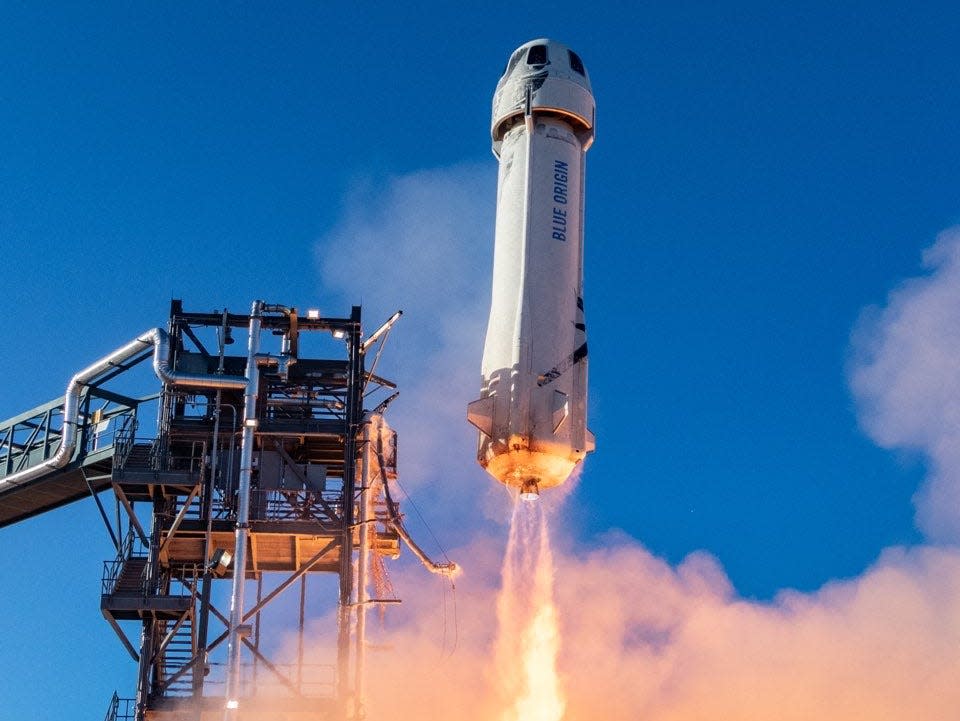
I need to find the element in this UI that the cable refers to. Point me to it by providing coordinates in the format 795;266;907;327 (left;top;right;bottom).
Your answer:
393;474;455;567
371;427;456;576
368;418;460;658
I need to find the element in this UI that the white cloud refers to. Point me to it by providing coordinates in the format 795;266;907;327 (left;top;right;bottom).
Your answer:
850;226;960;541
315;163;511;531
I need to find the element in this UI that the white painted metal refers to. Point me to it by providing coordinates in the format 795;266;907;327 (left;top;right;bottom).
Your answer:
469;39;596;492
224;299;263;712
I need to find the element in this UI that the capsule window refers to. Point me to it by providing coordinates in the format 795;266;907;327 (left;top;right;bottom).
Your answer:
526;44;547;66
569;50;585;75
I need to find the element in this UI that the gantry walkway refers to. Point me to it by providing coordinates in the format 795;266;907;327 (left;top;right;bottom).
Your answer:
0;386;142;526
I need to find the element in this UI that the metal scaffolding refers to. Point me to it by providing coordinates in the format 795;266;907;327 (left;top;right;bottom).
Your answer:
0;299;454;721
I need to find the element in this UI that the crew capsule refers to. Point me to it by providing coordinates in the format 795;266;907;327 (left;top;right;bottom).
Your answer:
491;38;595;154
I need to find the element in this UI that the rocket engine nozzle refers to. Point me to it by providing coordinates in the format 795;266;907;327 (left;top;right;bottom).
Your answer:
519;479;540;502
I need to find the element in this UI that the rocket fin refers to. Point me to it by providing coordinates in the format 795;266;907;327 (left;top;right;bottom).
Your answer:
585;428;596;453
467;396;495;437
551;390;569;431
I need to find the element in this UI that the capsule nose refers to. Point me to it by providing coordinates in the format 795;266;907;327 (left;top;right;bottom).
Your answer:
519;479;540;501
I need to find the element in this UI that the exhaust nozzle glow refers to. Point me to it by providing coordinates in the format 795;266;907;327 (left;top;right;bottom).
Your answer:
520;479;540;501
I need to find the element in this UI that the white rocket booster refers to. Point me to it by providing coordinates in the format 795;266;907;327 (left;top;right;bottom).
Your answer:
468;39;595;497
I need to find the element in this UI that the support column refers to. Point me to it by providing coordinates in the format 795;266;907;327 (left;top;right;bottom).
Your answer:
224;300;264;712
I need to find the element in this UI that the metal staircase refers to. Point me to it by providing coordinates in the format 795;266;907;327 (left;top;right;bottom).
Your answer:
158;613;196;696
122;443;155;473
111;556;149;596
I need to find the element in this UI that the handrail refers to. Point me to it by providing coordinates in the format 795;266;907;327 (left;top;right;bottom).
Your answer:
101;530;149;596
0;327;246;493
102;692;135;721
0;400;136;479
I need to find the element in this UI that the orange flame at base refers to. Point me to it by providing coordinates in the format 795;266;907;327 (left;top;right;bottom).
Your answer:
495;498;565;721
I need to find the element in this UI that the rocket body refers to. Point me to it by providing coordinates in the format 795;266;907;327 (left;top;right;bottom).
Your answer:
469;39;595;493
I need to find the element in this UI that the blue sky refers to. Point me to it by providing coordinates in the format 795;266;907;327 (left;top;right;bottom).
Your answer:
2;3;960;719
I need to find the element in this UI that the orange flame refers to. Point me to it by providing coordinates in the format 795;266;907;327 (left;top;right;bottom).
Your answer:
495;499;565;721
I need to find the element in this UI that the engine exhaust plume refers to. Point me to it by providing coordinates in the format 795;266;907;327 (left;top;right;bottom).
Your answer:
495;496;564;721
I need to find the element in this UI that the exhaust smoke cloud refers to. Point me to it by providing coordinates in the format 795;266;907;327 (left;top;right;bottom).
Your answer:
316;169;960;719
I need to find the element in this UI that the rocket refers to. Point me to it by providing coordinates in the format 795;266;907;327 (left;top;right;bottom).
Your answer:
468;39;595;499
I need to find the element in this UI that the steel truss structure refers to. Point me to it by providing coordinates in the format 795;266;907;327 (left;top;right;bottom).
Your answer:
0;299;454;721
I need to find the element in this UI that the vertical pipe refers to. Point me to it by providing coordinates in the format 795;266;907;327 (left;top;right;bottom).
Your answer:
197;310;227;701
195;395;219;700
254;574;263;692
354;418;372;718
297;575;306;693
159;314;178;470
224;300;263;711
204;310;229;521
198;313;231;706
337;307;362;715
135;503;163;721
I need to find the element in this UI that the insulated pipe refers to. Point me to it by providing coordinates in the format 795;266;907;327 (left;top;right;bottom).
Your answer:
354;421;372;719
370;417;457;577
383;500;458;577
147;328;247;391
0;328;246;493
224;300;264;712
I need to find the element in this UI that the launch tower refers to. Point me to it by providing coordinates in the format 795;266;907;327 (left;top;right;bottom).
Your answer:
0;299;453;720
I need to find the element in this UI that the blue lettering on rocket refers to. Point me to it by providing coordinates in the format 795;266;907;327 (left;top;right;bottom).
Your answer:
552;159;569;240
552;207;567;241
552;159;569;204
